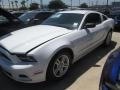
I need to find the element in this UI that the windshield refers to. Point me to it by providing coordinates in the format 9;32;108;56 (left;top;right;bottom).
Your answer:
41;13;84;30
19;12;37;24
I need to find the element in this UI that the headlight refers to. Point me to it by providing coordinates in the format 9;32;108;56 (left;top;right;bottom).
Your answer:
17;54;37;62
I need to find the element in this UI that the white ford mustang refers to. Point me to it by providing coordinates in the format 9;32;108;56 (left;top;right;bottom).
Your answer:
0;10;114;83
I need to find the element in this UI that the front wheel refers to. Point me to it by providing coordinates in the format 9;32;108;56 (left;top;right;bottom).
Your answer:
46;52;72;81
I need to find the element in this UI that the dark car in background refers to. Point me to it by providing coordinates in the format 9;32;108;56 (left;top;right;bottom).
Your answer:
99;48;120;90
11;11;26;17
110;11;120;28
19;10;54;26
0;8;25;37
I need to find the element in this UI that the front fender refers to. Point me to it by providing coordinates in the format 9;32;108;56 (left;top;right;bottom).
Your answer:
28;38;74;79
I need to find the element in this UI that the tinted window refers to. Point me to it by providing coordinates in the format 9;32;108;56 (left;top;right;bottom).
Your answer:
85;13;101;24
0;15;9;24
34;12;53;24
19;12;37;24
42;13;84;30
13;13;23;17
35;12;53;20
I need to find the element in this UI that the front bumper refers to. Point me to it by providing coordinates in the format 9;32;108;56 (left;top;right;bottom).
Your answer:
0;59;46;83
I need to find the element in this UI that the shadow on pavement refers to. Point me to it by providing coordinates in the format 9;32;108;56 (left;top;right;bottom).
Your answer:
114;28;120;32
0;41;117;90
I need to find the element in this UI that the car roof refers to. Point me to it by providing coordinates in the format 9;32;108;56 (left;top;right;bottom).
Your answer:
26;10;54;13
59;10;100;15
11;11;26;14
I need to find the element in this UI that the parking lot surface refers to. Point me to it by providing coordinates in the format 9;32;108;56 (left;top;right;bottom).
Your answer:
0;31;120;90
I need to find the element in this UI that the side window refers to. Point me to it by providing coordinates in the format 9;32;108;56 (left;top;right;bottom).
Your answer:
103;15;107;21
34;12;53;24
35;13;52;20
0;15;9;25
85;13;101;25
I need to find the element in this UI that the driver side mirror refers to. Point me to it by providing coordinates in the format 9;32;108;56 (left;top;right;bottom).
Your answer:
84;23;96;29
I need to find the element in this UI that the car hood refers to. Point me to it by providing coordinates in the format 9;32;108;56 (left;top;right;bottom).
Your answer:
0;25;71;54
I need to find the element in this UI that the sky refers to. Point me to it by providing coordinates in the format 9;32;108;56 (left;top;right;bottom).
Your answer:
1;0;120;8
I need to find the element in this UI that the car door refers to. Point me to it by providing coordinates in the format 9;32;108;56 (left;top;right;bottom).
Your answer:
72;13;104;60
81;13;105;48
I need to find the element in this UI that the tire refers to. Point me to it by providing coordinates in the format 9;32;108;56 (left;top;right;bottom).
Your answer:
46;51;72;81
104;31;112;46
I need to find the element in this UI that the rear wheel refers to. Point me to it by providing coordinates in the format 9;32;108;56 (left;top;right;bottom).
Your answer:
46;51;72;81
104;31;112;46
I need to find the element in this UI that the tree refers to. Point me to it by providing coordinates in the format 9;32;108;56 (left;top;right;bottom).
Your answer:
11;1;14;9
29;3;39;10
21;0;26;8
79;3;88;8
20;0;27;10
15;0;18;9
8;0;11;9
48;0;67;9
19;6;27;10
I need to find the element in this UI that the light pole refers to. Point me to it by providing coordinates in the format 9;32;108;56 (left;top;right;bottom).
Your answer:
79;0;80;6
8;0;11;9
26;0;29;8
40;0;43;9
96;0;98;6
71;0;72;9
2;0;4;8
107;0;108;7
89;0;90;7
114;0;115;8
31;0;32;4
